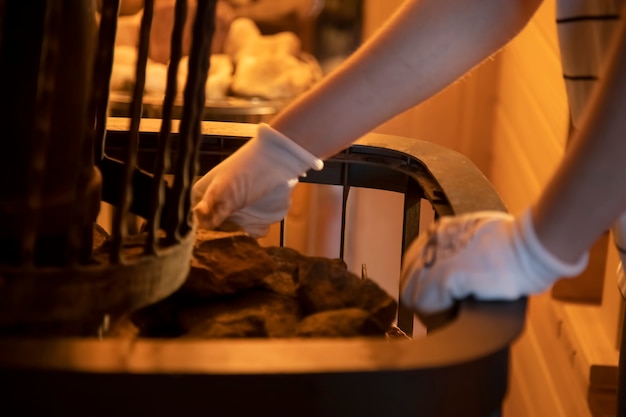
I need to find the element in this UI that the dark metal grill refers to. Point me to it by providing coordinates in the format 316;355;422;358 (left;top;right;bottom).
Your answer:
0;0;220;331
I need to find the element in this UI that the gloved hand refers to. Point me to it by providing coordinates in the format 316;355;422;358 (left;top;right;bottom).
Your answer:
192;123;324;237
400;209;589;315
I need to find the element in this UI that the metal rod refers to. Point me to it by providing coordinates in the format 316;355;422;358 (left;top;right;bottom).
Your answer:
185;0;218;235
21;1;63;265
339;157;350;261
147;0;187;253
93;0;120;164
110;0;154;261
280;220;285;247
168;0;217;241
397;175;422;334
67;2;104;265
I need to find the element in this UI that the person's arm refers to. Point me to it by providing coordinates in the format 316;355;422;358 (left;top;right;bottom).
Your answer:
401;3;626;317
272;0;542;159
192;0;543;235
531;8;626;264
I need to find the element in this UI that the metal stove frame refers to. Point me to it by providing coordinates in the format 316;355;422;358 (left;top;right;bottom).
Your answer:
0;119;526;417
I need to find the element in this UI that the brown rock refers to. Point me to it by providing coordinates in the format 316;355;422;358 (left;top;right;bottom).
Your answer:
262;246;352;297
264;246;304;277
260;270;298;298
295;308;387;338
351;279;399;330
178;290;302;338
183;230;274;298
130;234;398;340
296;257;397;330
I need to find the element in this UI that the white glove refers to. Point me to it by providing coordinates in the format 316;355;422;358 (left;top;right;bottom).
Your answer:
400;209;589;314
192;123;323;237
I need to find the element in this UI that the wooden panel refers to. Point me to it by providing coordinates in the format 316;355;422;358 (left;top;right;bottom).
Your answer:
489;1;612;416
491;108;545;213
373;60;499;176
600;236;626;350
363;0;497;175
552;232;609;304
490;2;568;211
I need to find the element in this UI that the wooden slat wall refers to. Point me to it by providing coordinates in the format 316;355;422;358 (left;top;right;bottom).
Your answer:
490;0;569;215
363;0;499;175
363;0;568;205
480;3;621;417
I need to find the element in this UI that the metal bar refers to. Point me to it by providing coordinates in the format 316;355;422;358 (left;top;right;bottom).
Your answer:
280;220;285;247
110;0;154;261
21;1;63;265
339;157;350;260
93;0;120;164
68;1;106;265
185;0;218;235
167;0;217;241
397;175;422;334
147;0;187;253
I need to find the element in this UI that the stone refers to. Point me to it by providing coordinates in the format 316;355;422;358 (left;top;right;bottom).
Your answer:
295;308;386;338
178;290;302;338
296;257;397;330
260;270;298;298
183;230;275;298
130;232;399;339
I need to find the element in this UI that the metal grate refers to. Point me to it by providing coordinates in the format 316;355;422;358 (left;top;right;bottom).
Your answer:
0;0;217;333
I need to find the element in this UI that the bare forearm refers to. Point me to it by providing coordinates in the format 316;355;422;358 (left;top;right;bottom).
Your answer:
532;10;626;263
271;0;542;159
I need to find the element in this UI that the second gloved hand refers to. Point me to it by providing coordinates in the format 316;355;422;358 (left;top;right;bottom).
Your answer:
192;123;323;237
400;209;589;315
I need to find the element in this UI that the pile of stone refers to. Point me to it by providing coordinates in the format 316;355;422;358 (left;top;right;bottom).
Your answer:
130;229;400;339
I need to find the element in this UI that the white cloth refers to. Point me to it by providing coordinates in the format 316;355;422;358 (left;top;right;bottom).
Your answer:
400;209;589;314
192;123;323;237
